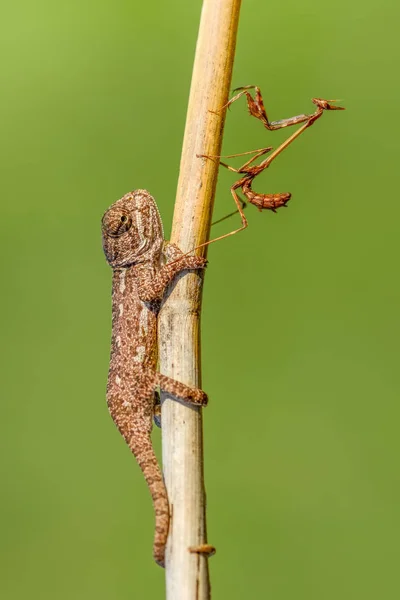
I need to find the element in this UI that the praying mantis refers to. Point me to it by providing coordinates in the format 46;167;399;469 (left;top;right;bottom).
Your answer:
198;85;344;245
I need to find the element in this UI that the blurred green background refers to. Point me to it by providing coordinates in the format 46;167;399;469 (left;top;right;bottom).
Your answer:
1;0;399;598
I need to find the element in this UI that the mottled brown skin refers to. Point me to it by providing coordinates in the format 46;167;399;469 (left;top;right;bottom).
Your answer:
102;190;208;567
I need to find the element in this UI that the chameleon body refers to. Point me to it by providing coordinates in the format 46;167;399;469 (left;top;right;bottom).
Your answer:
102;190;208;567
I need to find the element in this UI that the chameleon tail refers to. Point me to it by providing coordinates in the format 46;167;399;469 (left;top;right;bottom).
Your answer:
128;433;169;568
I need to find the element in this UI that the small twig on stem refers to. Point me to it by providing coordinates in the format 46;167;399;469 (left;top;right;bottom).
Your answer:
158;0;241;598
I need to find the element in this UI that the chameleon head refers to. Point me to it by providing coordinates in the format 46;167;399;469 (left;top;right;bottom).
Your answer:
101;190;164;268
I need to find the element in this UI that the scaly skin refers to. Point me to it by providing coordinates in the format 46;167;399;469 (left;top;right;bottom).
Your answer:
102;190;207;567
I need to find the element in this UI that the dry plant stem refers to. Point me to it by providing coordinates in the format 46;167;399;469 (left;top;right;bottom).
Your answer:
158;0;241;598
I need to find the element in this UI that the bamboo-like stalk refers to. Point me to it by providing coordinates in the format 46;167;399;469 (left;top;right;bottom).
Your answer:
158;1;241;598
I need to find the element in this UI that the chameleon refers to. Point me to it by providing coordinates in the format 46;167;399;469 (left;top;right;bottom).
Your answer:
101;189;208;567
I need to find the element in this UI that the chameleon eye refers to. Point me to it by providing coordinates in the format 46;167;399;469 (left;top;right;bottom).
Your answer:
102;211;132;237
